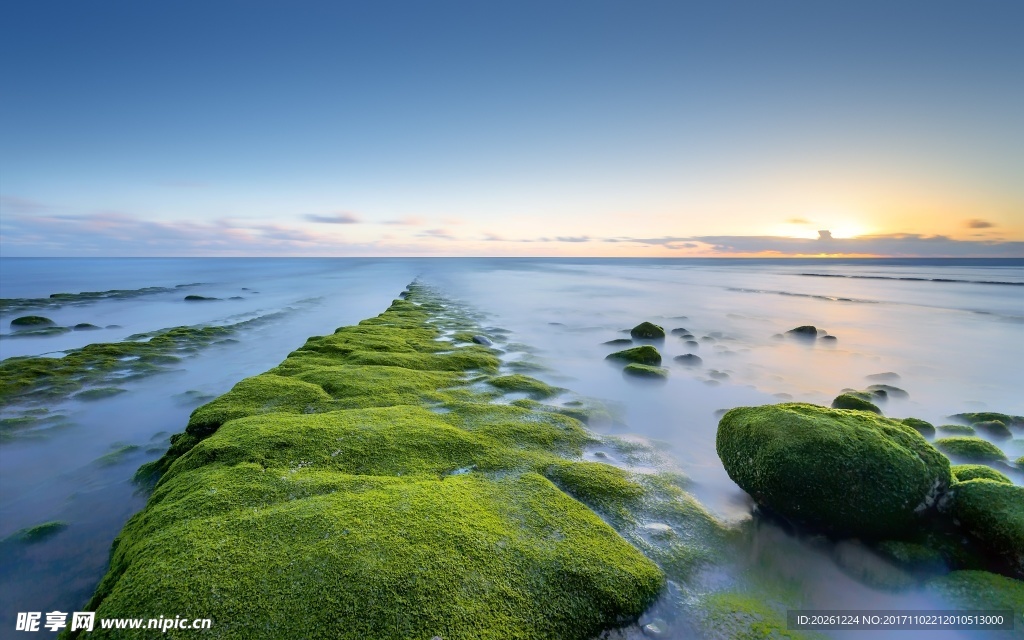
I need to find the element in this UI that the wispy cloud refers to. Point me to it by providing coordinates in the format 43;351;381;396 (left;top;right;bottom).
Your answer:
304;212;362;224
382;217;424;226
787;217;811;224
417;228;457;240
0;195;54;214
966;218;995;229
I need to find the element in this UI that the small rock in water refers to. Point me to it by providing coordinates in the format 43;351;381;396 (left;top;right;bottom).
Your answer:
471;335;493;346
786;325;819;339
630;322;666;340
105;324;123;329
669;327;689;336
673;354;702;366
684;340;699;348
866;383;908;399
73;323;101;331
592;451;610;459
602;338;634;346
821;335;838;342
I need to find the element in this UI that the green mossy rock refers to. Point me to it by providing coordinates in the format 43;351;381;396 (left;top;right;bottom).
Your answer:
950;412;1024;429
10;315;55;328
605;345;661;366
936;424;976;437
875;540;946;575
901;417;935;438
831;393;881;414
84;287;665;639
488;374;563;399
972;420;1012;441
951;464;1011;484
716;403;951;539
947;480;1024;577
629;322;665;339
934;437;1007;463
4;520;68;543
927;571;1024;631
623;363;668;379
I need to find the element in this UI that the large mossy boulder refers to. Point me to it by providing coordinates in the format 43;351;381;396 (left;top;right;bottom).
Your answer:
605;345;661;366
831;393;881;414
934;437;1007;463
716;403;951;539
629;322;665;340
946;480;1024;578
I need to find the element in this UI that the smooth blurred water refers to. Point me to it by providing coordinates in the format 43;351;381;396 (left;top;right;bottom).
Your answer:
1;258;1021;639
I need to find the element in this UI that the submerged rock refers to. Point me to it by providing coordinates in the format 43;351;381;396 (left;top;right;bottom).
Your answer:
668;328;689;336
606;345;662;366
73;323;102;331
4;520;68;544
716;403;951;539
951;464;1011;484
934;437;1007;463
10;315;55;328
936;424;976;437
901;417;936;439
949;412;1024;429
623;363;668;379
866;372;901;381
630;322;666;340
946;480;1024;577
972;420;1012;441
470;335;493;346
183;295;219;301
831;393;882;414
673;354;702;366
602;338;633;346
866;383;909;399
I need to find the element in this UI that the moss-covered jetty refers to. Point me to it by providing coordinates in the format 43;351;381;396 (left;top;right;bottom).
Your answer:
78;285;668;639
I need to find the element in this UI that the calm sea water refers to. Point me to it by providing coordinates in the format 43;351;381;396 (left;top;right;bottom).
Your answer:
1;258;1021;639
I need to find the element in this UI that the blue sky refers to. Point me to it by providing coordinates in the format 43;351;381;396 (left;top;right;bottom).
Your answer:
1;0;1022;256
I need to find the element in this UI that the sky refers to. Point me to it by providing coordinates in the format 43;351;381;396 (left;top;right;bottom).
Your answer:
1;0;1022;257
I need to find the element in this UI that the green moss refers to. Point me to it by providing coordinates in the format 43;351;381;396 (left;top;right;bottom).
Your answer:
934;437;1007;463
927;571;1024;630
5;520;68;543
488;374;564;399
972;420;1012;440
717;403;951;539
875;540;946;574
73;387;127;401
1;309;293;405
936;424;976;436
1;283;203;313
605;345;661;366
11;315;55;327
84;285;667;639
629;322;665;339
95;445;141;467
901;417;935;438
947;480;1024;577
697;593;811;639
951;464;1011;484
831;393;881;414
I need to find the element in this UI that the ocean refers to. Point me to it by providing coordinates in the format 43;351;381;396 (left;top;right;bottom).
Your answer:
1;257;1022;639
